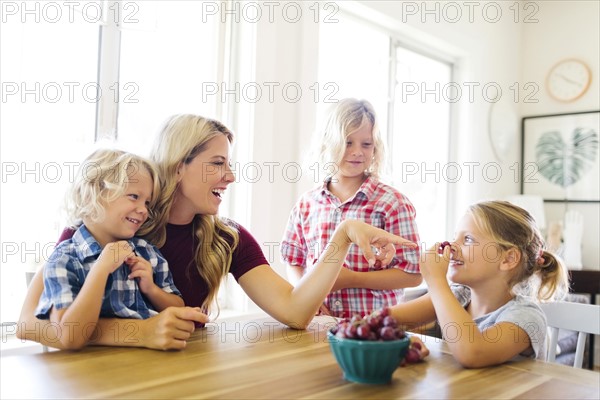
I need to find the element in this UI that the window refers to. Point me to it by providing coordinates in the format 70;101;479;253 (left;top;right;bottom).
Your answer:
318;11;453;246
117;1;220;154
0;0;225;325
390;45;452;245
1;9;98;323
317;13;389;127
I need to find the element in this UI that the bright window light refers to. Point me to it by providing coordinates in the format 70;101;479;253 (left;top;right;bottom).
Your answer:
391;47;452;246
117;1;219;155
1;14;98;322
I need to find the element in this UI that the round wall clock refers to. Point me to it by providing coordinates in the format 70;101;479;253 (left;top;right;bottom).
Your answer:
546;59;591;102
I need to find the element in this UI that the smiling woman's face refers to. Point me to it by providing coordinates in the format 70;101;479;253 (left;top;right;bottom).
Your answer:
171;134;235;223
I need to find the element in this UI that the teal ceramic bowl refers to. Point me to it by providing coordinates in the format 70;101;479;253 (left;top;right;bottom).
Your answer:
327;331;410;384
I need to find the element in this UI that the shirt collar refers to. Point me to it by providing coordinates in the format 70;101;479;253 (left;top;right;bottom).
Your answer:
319;175;379;201
72;225;103;260
356;175;378;200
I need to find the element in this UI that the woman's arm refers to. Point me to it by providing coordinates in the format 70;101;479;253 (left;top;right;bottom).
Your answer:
239;220;417;329
287;262;422;292
285;265;304;286
17;269;207;350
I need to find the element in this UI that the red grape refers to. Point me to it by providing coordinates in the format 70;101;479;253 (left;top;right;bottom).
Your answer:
379;326;397;341
404;348;421;364
345;324;358;339
400;337;426;365
383;316;397;328
438;241;451;255
329;308;405;341
356;323;371;340
366;315;380;330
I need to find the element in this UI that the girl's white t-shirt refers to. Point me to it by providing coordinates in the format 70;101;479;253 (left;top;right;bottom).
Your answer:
450;284;547;360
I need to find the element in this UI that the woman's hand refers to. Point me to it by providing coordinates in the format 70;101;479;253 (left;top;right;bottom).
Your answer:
374;243;396;269
340;220;417;267
129;307;209;350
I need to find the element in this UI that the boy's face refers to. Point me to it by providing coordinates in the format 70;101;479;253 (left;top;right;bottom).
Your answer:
88;168;153;247
336;121;375;180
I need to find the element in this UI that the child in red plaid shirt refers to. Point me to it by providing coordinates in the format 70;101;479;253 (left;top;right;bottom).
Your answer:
281;98;422;318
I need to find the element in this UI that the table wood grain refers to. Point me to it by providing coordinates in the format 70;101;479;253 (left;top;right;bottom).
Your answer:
1;314;598;399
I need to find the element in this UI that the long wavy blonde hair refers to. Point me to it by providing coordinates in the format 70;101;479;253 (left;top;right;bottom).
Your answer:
143;114;239;311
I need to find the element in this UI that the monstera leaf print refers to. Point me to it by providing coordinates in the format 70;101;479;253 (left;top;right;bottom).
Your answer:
536;128;599;188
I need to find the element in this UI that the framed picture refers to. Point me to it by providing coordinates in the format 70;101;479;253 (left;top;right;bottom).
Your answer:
521;111;600;203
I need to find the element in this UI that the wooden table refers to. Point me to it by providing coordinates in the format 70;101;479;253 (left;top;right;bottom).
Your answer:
2;314;599;399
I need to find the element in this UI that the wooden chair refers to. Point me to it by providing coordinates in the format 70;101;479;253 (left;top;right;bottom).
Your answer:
540;301;600;368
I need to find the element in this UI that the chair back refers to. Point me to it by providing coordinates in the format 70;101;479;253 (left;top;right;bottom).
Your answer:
540;301;600;368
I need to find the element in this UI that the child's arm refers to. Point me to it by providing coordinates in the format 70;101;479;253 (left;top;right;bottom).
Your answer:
18;269;207;350
422;246;531;368
330;195;423;292
331;267;422;291
389;292;437;329
49;241;134;349
125;255;184;311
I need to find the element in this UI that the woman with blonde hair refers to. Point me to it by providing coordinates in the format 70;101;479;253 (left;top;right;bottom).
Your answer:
18;114;416;350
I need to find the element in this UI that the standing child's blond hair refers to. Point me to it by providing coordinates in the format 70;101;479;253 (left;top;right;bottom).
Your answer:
313;98;386;180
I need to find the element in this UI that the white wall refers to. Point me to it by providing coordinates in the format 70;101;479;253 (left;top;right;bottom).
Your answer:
246;0;599;273
521;0;600;269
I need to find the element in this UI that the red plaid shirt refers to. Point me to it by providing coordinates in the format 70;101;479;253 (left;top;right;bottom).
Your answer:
281;176;421;318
